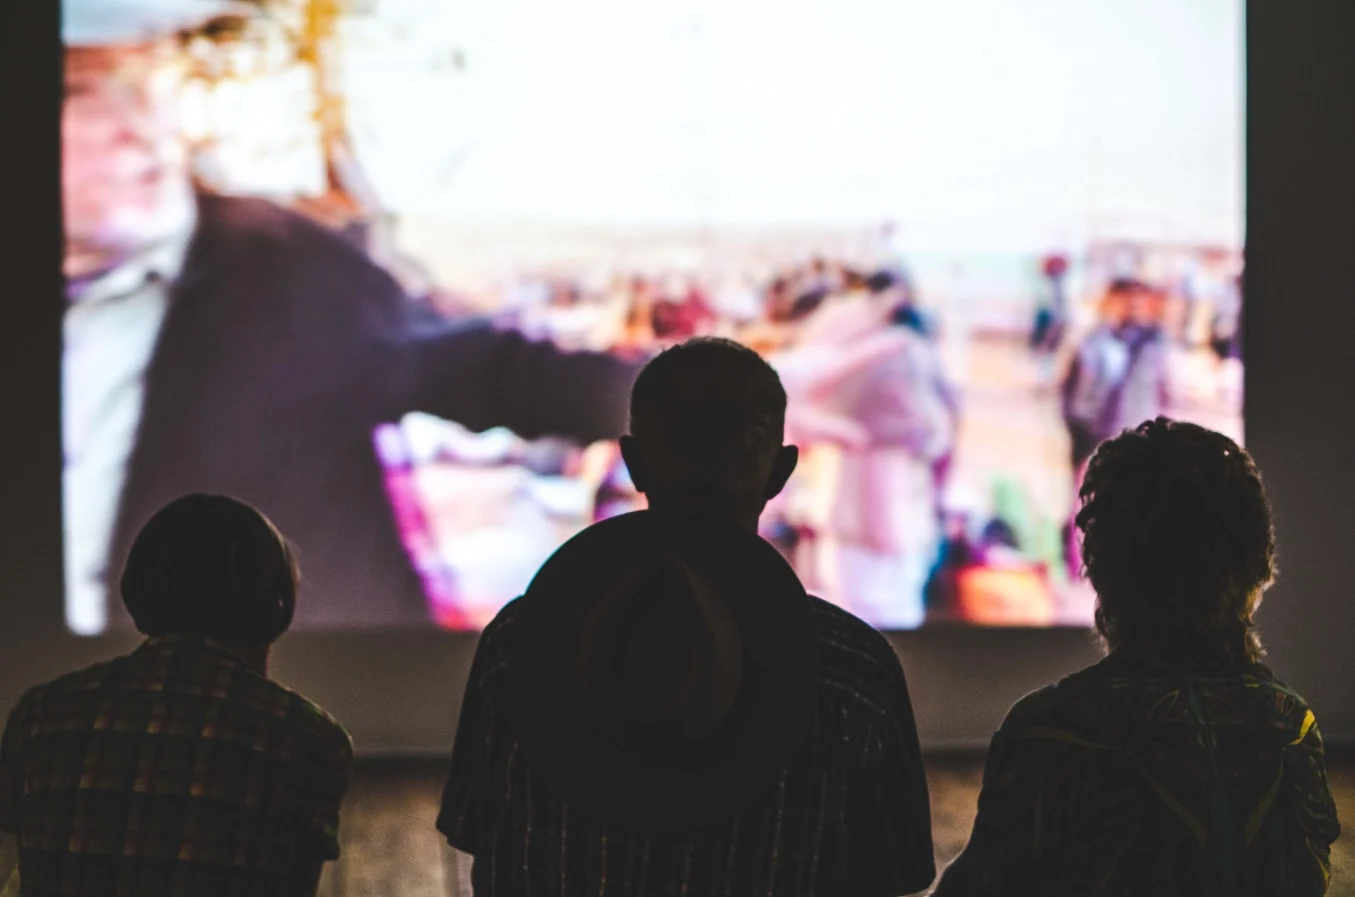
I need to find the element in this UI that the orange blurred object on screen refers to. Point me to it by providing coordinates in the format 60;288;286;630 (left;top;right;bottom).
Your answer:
955;565;1056;626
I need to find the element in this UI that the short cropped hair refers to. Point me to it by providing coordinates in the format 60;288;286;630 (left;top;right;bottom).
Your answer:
628;338;787;508
120;494;299;643
1076;419;1275;666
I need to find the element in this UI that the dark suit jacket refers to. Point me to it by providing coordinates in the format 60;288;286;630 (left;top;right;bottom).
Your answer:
107;195;638;628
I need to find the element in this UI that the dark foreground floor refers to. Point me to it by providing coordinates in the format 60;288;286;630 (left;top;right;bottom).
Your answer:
314;751;1355;897
0;751;1347;895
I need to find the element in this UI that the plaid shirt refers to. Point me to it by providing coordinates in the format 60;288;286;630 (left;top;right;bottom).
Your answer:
933;654;1342;897
0;636;353;897
438;595;935;897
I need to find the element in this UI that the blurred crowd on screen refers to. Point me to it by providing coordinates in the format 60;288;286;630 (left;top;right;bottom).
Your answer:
378;236;1242;631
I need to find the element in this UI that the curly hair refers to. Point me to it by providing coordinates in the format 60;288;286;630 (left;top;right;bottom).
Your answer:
1075;418;1275;667
629;338;786;509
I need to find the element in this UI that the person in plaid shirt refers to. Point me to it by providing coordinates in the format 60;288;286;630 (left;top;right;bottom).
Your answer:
437;338;936;896
0;494;353;897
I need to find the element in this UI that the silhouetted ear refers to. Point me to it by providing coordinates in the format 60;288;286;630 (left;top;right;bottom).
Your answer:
763;445;799;500
618;435;649;494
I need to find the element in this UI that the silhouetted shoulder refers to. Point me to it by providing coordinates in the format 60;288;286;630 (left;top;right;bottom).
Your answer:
993;656;1140;738
996;656;1322;750
807;595;911;721
13;656;124;708
464;597;525;692
480;597;524;650
11;646;351;762
485;595;525;632
237;667;354;758
809;595;897;656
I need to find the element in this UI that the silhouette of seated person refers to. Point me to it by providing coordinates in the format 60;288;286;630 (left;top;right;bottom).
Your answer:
932;419;1342;896
0;494;353;897
437;337;936;895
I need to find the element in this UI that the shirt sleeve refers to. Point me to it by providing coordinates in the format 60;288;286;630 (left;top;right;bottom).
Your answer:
436;622;501;855
293;718;354;861
853;643;936;896
931;718;1038;897
1281;716;1342;893
0;697;30;834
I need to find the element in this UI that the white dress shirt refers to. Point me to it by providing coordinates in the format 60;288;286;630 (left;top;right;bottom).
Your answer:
63;226;193;635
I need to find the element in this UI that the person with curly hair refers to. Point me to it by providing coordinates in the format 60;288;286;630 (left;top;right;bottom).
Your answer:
932;418;1341;897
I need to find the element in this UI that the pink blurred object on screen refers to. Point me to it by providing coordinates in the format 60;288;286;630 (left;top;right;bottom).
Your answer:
373;423;468;629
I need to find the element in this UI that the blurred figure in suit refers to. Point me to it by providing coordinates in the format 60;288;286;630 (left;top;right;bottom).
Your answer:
61;0;641;632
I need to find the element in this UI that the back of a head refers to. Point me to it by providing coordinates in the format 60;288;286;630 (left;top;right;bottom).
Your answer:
1076;418;1275;667
629;338;787;511
120;493;298;643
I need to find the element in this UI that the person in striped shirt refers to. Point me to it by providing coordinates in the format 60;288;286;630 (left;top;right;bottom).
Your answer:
438;337;936;896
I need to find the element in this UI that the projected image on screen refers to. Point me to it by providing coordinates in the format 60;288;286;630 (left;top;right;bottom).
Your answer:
61;0;1242;634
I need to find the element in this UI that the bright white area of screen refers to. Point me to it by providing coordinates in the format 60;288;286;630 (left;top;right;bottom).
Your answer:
340;0;1242;252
